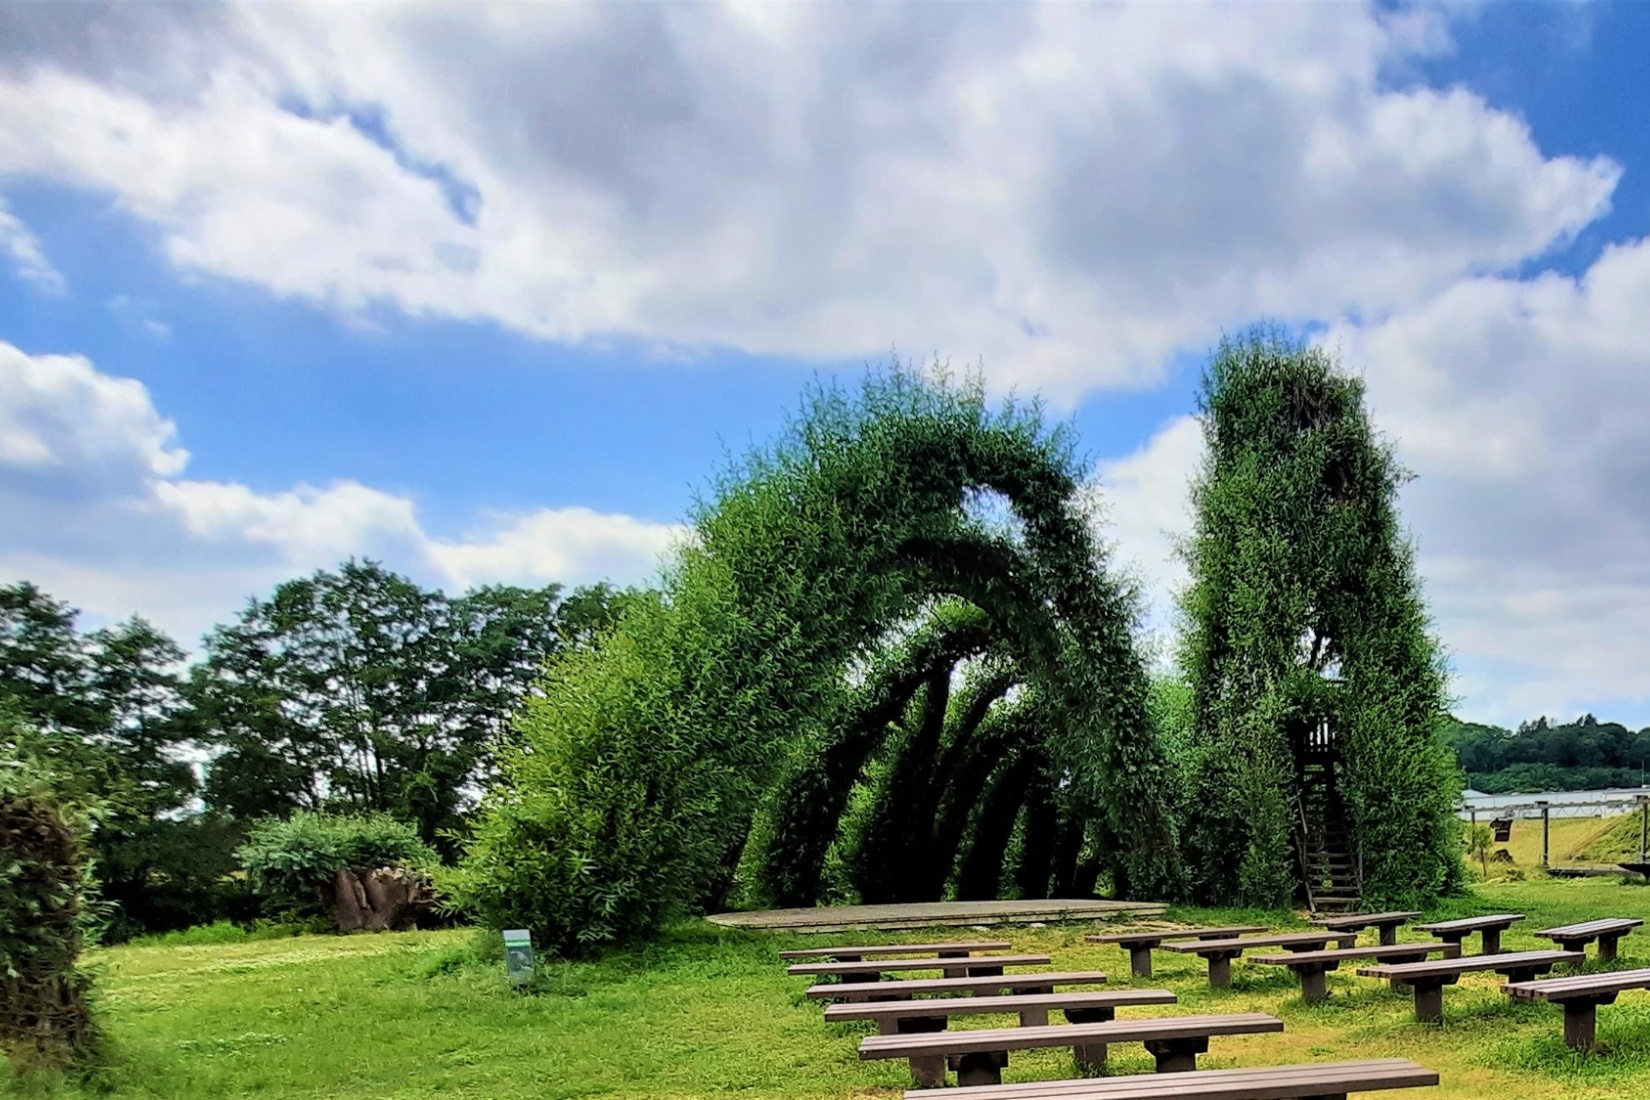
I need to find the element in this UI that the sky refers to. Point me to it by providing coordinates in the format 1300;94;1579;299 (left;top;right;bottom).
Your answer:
2;0;1649;729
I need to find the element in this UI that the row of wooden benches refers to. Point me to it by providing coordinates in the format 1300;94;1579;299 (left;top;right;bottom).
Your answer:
1088;912;1648;1036
784;939;1437;1098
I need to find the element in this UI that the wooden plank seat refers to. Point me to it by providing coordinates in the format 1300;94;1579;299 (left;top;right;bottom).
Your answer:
1503;966;1650;1050
1087;926;1269;978
790;952;1050;984
1411;913;1524;956
904;1057;1441;1099
862;1012;1283;1088
807;970;1109;1002
1309;911;1423;947
780;940;1012;961
1357;949;1583;1022
1533;918;1644;961
1248;943;1451;1003
826;988;1178;1032
1163;932;1356;988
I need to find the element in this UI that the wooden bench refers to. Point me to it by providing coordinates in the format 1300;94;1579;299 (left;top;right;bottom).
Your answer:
1411;913;1524;955
1162;931;1356;988
862;1012;1283;1087
789;953;1050;984
1357;948;1583;1022
807;970;1109;1002
1309;911;1422;947
1087;926;1268;978
1503;966;1650;1049
907;1057;1441;1099
780;940;1012;961
826;988;1177;1032
1533;918;1643;961
1248;943;1450;1003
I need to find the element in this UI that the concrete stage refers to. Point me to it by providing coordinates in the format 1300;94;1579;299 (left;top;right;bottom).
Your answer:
707;898;1166;934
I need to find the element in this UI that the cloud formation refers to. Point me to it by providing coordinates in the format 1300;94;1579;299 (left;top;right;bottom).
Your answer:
0;1;1619;397
0;341;683;647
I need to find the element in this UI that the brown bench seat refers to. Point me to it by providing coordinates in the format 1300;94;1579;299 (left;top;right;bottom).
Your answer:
807;970;1109;1002
1533;918;1644;961
862;1012;1283;1087
1411;913;1524;955
1503;966;1650;1049
1357;948;1583;1022
780;940;1012;961
826;988;1177;1032
1163;932;1356;988
906;1057;1441;1099
790;953;1050;983
1309;911;1423;947
1248;943;1450;1003
1087;926;1268;978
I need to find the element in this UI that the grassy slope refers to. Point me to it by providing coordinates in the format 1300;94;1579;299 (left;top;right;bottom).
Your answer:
13;878;1650;1100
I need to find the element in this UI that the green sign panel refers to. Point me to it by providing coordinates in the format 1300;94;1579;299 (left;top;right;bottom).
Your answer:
503;928;533;987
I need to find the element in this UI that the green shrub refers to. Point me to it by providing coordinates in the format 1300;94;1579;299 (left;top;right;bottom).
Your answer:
0;765;102;1074
237;812;436;919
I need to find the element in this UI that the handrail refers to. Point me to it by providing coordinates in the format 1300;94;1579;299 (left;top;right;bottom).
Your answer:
1294;793;1318;914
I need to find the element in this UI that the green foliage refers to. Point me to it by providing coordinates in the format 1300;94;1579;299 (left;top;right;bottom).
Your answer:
0;757;102;1074
1177;327;1462;908
190;561;625;849
1445;714;1650;793
237;812;436;919
450;365;1180;953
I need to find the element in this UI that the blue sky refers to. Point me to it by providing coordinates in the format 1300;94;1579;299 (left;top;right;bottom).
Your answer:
3;0;1650;728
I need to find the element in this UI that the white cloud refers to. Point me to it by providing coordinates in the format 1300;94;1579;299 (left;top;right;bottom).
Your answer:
0;1;1621;399
1327;236;1650;726
1093;414;1203;635
0;341;681;646
0;194;64;292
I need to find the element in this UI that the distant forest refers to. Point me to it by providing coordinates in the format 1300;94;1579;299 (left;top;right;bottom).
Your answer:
1445;714;1650;794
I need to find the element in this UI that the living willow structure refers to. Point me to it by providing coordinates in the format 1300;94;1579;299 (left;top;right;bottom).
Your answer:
1177;329;1461;911
449;368;1184;952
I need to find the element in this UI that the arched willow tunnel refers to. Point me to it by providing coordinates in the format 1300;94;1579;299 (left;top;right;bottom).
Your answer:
449;369;1186;954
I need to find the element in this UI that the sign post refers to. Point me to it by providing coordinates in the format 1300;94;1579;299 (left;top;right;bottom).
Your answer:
503;928;534;989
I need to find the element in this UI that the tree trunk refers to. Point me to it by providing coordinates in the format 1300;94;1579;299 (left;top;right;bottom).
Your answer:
328;866;435;932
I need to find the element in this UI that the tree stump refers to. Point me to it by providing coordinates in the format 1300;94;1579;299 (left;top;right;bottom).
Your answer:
328;866;436;932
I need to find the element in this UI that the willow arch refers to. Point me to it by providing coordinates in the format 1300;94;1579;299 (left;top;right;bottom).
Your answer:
451;368;1183;953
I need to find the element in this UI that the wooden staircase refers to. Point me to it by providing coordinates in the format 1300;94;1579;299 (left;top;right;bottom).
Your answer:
1295;718;1361;915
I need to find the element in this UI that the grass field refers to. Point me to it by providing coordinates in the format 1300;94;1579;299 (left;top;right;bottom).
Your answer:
10;876;1650;1099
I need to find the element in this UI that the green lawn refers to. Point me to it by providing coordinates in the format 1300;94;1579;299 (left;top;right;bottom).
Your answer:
11;877;1650;1099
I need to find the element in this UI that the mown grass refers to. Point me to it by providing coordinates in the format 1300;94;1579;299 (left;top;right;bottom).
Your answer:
9;876;1650;1099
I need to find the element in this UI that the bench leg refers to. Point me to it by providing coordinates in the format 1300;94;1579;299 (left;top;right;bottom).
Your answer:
1073;1041;1108;1075
1065;1006;1114;1074
1599;935;1622;962
1130;944;1155;979
1207;954;1233;988
966;964;1005;978
1562;1000;1598;1051
1378;925;1398;947
1298;964;1330;1004
1145;1037;1208;1073
1018;1007;1049;1027
842;970;881;985
950;1051;1007;1087
940;949;969;979
1481;928;1503;955
1412;980;1446;1024
1442;936;1465;959
909;1056;947;1089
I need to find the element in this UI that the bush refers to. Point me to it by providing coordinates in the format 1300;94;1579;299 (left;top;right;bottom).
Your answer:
0;768;102;1074
237;812;436;924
